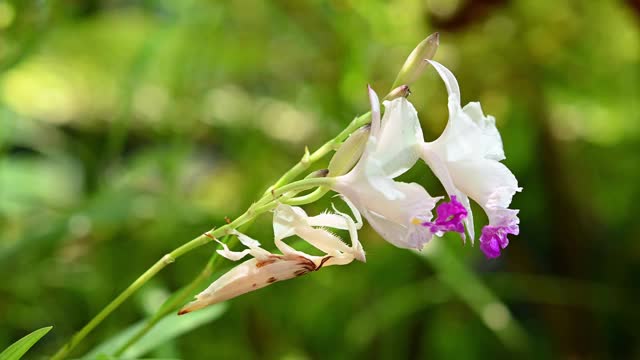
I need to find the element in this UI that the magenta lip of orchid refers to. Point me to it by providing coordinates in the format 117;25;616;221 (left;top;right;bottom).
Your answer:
479;220;520;258
421;195;468;239
421;195;520;259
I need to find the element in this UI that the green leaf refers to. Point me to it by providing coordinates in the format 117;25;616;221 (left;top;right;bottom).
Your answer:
84;304;226;359
0;326;53;360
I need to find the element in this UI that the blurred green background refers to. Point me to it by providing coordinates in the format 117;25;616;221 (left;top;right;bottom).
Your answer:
1;0;639;359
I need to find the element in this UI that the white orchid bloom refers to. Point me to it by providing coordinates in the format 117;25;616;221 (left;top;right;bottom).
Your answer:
419;60;522;258
179;204;363;314
332;87;466;250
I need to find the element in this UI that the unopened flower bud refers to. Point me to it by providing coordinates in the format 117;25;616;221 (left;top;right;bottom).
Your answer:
328;125;371;176
385;85;411;100
391;32;439;89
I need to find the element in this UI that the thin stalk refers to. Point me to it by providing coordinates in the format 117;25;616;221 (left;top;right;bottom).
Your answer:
269;177;335;200
285;186;330;206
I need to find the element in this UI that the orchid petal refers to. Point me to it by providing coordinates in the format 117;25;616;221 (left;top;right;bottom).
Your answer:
447;159;521;226
420;144;475;241
353;87;381;171
368;97;423;179
462;102;505;160
368;85;381;138
427;60;461;111
334;177;439;250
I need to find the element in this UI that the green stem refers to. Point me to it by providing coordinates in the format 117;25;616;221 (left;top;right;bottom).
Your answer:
285;186;331;206
269;177;335;200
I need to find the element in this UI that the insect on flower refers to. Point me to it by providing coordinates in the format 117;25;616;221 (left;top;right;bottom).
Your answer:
179;203;364;314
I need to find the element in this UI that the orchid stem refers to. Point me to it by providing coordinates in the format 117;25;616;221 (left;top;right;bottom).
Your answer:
285;186;330;205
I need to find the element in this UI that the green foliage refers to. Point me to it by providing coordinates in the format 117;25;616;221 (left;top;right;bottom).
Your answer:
0;326;52;360
84;304;226;359
1;0;639;359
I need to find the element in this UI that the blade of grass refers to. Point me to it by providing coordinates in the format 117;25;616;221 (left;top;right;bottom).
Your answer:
84;304;226;359
0;326;53;360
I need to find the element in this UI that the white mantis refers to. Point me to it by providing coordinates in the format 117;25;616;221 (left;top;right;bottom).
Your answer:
179;200;365;315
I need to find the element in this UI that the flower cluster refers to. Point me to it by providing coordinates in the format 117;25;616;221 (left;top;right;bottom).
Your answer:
179;47;521;315
332;60;520;256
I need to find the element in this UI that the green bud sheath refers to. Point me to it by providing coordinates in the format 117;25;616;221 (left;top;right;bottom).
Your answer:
391;32;439;89
328;124;371;176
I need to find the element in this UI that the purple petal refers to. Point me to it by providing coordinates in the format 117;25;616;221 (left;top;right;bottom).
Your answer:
421;196;467;239
479;221;519;259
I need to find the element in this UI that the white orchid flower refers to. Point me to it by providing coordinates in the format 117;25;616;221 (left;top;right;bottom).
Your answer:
179;204;363;314
332;86;467;250
419;60;522;258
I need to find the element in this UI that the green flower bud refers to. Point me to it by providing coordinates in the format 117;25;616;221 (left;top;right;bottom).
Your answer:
328;124;371;176
391;32;439;89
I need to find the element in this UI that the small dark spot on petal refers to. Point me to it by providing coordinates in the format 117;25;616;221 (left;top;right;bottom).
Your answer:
267;277;277;283
256;258;277;268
